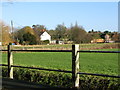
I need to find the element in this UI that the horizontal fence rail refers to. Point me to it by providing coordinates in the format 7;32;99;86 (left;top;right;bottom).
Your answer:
1;50;7;51
11;50;72;52
79;50;120;53
1;64;120;78
2;64;72;73
1;50;120;53
0;45;120;88
1;50;72;52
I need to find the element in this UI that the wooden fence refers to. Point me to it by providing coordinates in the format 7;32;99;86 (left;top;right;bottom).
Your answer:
1;44;120;88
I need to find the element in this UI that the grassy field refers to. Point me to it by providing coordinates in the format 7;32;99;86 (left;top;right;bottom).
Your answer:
2;48;118;76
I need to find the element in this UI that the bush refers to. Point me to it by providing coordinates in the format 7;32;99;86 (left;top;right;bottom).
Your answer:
2;67;120;89
23;32;37;45
41;40;50;45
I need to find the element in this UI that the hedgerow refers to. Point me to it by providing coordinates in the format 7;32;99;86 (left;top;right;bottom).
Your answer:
2;67;120;89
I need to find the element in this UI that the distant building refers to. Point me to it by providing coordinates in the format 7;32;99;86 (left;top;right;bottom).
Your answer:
58;40;64;44
91;34;114;43
40;31;51;42
91;39;104;43
50;40;64;44
50;40;56;44
105;34;111;43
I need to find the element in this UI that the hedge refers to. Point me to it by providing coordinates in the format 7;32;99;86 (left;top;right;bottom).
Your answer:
2;67;120;89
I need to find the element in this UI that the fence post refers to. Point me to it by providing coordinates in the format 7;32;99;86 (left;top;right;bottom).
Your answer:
7;45;13;79
72;44;79;88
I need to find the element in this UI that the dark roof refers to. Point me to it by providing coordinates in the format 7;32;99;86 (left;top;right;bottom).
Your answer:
39;31;44;36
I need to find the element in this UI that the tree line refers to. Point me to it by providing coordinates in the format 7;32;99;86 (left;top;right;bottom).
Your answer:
1;20;120;45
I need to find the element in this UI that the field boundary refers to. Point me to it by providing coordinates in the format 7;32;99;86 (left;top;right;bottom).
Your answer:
1;44;120;88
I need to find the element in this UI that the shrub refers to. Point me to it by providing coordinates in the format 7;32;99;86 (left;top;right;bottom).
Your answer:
2;67;120;89
41;40;50;45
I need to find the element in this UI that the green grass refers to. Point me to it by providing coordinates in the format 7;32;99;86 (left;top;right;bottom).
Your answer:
2;48;118;76
2;52;72;70
80;52;118;75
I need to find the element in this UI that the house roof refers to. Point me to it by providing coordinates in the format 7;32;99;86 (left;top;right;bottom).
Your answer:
39;29;46;36
39;32;44;36
40;31;50;36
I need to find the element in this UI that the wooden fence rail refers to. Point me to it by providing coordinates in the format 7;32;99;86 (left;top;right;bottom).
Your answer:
1;64;120;78
1;49;120;53
1;44;120;88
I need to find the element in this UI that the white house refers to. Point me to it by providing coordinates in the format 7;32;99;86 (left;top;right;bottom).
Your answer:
0;42;2;45
40;31;51;42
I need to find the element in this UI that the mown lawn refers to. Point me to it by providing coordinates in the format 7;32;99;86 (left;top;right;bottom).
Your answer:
2;48;118;75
